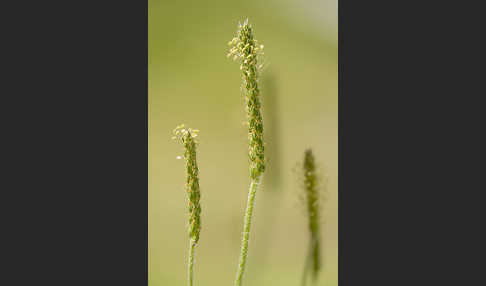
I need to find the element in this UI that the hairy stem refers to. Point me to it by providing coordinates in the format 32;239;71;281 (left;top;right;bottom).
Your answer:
234;175;262;286
188;239;196;286
301;237;320;286
301;239;311;286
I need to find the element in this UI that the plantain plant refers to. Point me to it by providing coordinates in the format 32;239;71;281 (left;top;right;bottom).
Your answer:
227;19;266;286
167;19;330;286
173;125;202;286
299;149;326;286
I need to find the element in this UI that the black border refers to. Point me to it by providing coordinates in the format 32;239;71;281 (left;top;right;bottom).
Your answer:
3;1;148;284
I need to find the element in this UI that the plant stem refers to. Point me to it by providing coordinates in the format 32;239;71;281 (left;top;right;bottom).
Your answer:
188;239;196;286
301;239;312;286
234;175;262;286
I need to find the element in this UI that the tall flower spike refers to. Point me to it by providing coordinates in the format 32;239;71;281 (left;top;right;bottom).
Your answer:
173;125;201;286
304;149;320;279
229;19;266;286
301;149;324;286
173;124;201;243
228;19;265;180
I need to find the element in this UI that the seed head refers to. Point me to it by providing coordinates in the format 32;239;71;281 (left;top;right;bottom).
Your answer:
173;124;201;243
303;149;321;280
228;19;265;179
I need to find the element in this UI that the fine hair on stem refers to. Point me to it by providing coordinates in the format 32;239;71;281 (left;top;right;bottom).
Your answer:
228;19;266;286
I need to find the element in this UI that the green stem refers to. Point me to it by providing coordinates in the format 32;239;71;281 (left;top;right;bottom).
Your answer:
234;175;262;286
301;239;312;286
188;239;196;286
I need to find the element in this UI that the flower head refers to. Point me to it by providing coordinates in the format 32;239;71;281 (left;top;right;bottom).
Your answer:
228;19;265;179
173;124;202;243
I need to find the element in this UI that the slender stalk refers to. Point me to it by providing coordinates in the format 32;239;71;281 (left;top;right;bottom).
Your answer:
188;239;196;286
228;19;265;286
302;237;319;286
301;239;312;286
234;175;262;286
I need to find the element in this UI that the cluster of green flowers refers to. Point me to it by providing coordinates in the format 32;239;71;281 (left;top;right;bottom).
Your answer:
228;19;265;180
173;124;201;244
303;149;321;281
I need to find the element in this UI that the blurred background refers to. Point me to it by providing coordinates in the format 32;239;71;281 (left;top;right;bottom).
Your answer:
149;0;337;285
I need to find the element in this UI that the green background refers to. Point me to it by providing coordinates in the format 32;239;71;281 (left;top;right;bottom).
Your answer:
149;0;337;285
